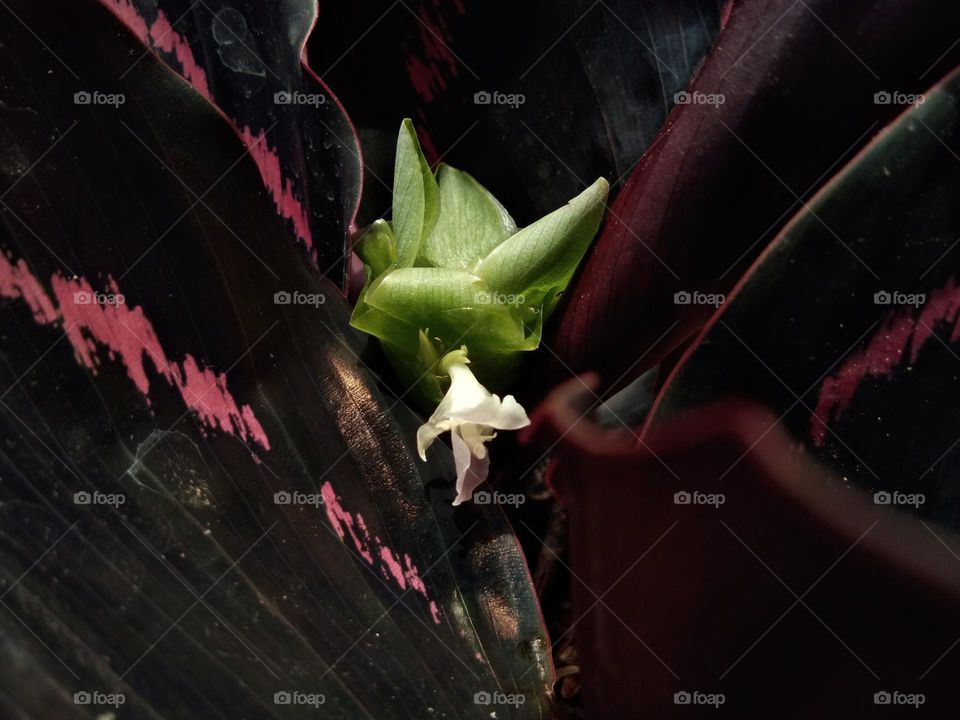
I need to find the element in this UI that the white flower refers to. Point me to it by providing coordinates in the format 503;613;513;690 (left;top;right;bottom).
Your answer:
417;359;530;505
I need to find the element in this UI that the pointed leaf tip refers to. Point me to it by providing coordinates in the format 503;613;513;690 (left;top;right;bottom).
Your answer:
420;164;517;270
393;119;439;267
475;177;609;317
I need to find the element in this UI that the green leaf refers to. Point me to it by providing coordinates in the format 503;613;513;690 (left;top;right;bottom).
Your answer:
476;177;609;318
359;267;537;354
393;118;439;267
419;164;516;270
354;219;397;280
350;267;542;406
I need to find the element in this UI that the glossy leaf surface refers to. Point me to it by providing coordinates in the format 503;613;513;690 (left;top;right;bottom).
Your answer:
0;2;550;717
102;0;363;285
550;0;960;394
649;64;960;529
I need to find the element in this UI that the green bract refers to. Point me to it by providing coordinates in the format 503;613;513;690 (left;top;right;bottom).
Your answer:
350;119;609;409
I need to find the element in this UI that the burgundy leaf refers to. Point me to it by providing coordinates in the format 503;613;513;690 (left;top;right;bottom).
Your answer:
547;0;960;395
103;0;363;286
524;381;960;717
647;61;960;529
519;58;960;716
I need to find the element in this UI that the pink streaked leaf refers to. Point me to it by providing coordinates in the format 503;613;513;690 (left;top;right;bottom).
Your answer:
103;0;362;286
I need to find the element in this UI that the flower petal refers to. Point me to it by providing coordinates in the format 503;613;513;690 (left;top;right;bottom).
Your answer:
419;361;480;440
442;362;531;431
444;362;493;416
450;426;490;506
459;422;496;459
416;422;442;461
415;359;529;506
453;391;530;430
486;393;530;430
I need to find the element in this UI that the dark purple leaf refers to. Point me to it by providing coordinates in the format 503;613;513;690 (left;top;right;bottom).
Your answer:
102;0;363;286
548;0;960;395
0;2;549;717
647;61;960;530
516;63;960;716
